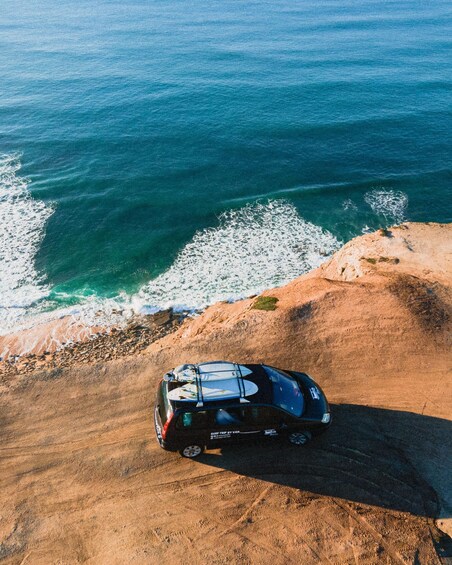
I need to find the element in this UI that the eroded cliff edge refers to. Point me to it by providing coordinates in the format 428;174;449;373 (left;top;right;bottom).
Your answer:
1;222;451;564
149;223;451;420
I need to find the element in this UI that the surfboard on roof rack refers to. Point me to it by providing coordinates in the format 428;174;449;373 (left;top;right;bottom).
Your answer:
166;378;258;403
171;361;252;382
166;361;256;406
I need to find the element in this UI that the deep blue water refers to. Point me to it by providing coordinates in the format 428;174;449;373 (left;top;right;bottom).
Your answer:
0;0;451;331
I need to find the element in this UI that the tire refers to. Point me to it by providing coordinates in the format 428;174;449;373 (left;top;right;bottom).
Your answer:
179;444;204;458
288;431;312;446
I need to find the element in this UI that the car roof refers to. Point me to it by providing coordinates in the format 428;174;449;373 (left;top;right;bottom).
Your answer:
168;363;273;410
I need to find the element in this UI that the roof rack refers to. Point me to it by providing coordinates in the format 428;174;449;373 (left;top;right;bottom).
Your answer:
193;365;204;408
235;363;248;404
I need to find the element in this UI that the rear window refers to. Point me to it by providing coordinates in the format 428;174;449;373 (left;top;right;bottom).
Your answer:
264;366;304;417
157;382;173;425
176;411;209;429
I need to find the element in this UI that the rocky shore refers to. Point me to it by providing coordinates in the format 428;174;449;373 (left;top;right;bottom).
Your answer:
0;309;183;379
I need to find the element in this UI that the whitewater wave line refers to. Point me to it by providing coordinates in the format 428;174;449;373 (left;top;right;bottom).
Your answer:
0;154;54;334
0;155;409;337
364;189;408;224
135;199;340;311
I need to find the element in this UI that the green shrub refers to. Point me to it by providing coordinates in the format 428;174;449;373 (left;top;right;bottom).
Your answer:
252;296;279;311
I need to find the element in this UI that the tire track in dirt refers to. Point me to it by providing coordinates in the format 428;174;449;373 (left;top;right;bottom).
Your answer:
332;499;415;565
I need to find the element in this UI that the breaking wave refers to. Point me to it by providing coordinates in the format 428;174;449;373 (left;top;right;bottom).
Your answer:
134;200;341;311
364;189;408;224
0;160;408;342
0;154;54;334
1;191;341;338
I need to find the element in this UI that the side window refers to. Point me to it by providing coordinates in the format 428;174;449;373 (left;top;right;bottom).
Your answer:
176;411;209;429
212;406;285;427
248;406;283;426
214;408;246;427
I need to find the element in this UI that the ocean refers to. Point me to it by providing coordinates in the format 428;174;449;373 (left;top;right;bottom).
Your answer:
1;0;451;335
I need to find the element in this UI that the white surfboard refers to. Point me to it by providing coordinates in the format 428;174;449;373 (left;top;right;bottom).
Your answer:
167;378;258;402
173;361;252;382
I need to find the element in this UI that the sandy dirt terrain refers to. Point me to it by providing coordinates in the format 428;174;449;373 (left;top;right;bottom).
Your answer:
1;223;451;564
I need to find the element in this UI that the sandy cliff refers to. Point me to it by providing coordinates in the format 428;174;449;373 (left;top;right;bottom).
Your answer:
1;223;451;564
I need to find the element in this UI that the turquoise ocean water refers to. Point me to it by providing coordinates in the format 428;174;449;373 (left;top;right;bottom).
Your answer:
0;0;451;333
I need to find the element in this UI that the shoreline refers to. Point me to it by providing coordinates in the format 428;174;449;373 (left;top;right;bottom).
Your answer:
2;220;450;377
0;309;185;378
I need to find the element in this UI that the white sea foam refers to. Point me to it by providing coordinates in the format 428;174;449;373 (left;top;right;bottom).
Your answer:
342;199;358;212
364;189;408;224
0;154;54;334
134;200;341;312
45;200;340;330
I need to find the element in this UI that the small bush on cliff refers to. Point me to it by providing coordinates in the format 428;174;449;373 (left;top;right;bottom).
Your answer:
252;296;279;311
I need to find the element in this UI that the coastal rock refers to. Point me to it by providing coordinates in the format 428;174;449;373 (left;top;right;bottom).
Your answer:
0;309;183;378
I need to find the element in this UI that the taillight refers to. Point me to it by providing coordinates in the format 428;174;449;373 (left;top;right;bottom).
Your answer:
161;413;173;440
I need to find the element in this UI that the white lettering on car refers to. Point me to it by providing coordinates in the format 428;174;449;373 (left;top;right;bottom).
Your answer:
211;431;234;439
310;387;320;400
210;430;262;439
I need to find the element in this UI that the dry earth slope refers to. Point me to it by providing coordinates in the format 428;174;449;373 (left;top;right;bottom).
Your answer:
1;222;451;564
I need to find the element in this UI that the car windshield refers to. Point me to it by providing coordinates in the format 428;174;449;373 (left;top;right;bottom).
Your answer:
264;366;304;417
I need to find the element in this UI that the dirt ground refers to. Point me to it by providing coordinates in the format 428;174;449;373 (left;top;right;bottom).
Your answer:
1;223;451;564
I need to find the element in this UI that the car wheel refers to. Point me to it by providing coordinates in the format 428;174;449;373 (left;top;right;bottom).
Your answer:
180;444;204;458
288;431;312;446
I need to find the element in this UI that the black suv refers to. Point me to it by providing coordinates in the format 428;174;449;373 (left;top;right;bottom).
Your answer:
154;361;331;458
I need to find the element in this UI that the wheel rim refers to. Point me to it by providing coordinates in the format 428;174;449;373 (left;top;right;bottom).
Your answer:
182;445;202;458
290;433;308;445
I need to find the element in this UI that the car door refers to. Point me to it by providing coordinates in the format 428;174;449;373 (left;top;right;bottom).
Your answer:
173;409;212;448
245;405;287;439
209;405;287;444
208;406;266;445
275;408;312;435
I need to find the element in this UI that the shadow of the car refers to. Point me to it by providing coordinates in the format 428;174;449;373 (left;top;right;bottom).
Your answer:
196;403;452;519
